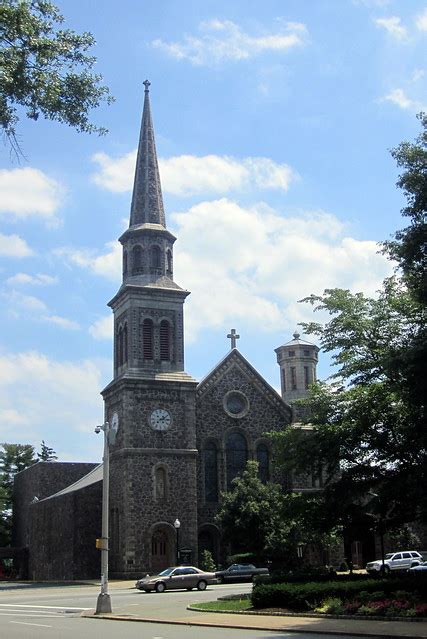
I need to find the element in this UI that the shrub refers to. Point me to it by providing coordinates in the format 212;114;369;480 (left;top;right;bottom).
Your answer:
315;598;345;614
251;575;427;612
200;549;216;572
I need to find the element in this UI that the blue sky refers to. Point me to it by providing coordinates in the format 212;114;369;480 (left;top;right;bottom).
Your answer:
0;0;426;462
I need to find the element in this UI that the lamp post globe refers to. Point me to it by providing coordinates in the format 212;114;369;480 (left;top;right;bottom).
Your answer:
174;518;181;566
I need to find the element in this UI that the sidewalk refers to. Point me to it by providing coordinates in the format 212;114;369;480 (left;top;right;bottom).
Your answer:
85;590;427;639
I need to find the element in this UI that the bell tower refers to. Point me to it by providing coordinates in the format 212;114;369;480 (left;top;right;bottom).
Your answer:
102;82;198;577
275;331;319;422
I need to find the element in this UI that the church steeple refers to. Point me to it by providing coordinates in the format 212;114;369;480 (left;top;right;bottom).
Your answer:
129;80;166;227
109;81;192;381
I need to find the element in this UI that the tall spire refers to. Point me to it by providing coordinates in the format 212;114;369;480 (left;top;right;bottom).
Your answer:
129;80;166;227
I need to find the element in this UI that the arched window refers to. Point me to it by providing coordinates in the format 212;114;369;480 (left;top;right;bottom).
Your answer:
155;466;167;500
226;432;247;490
143;319;154;359
123;323;128;363
123;250;128;276
256;443;270;483
150;245;161;269
159;320;171;361
132;245;143;274
118;326;123;366
204;442;218;502
166;249;173;275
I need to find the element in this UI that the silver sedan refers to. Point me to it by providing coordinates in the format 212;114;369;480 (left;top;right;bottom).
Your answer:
135;566;218;592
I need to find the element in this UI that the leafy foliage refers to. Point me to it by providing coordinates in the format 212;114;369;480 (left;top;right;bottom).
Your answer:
200;549;216;572
272;113;427;535
215;461;339;566
251;576;427;611
215;461;291;561
37;439;57;461
383;112;427;305
0;443;36;545
0;0;113;154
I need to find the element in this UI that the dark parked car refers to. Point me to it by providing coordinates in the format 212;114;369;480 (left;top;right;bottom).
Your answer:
215;563;269;583
135;566;217;592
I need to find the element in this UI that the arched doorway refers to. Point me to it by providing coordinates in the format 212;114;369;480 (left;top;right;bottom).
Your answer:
151;525;174;573
198;526;220;567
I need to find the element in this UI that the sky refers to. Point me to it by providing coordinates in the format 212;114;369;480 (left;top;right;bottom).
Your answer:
0;0;426;462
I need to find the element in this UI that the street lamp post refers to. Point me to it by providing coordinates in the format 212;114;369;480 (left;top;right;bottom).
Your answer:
94;420;115;614
174;518;181;566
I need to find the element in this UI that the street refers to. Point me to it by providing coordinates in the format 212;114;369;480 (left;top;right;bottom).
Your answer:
0;581;371;639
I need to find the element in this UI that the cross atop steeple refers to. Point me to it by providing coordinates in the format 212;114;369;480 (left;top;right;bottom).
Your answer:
129;81;165;227
227;328;240;349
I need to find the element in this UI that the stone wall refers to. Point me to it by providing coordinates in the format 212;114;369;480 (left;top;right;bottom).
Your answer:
13;461;98;549
28;482;102;580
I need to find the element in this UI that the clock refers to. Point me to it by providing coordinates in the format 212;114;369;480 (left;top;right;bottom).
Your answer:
149;408;171;431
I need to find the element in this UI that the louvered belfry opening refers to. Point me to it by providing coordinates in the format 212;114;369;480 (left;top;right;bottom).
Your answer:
143;318;154;359
159;320;170;361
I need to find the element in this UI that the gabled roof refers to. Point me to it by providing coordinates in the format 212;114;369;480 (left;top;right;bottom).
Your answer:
197;348;292;420
37;464;103;502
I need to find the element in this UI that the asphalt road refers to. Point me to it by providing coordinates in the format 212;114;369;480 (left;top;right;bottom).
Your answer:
0;581;368;639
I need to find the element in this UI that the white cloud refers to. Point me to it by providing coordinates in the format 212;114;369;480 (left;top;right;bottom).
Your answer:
3;290;79;331
89;315;113;340
152;19;308;66
411;69;425;83
380;88;425;111
374;16;408;40
6;272;57;286
54;198;394;343
55;241;122;282
171;199;394;340
0;168;63;225
42;315;80;330
92;152;297;196
0;351;106;460
5;291;48;312
0;233;34;258
415;8;427;31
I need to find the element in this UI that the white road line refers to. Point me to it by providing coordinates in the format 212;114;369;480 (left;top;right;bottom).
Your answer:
0;604;92;612
10;621;53;627
0;613;62;617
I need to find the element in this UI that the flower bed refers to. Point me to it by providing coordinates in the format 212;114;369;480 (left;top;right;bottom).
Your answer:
251;575;427;618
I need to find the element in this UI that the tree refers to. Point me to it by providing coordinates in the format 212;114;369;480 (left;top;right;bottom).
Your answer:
272;113;427;536
0;443;36;545
0;0;113;155
215;461;291;562
215;461;338;566
383;112;427;305
37;440;57;461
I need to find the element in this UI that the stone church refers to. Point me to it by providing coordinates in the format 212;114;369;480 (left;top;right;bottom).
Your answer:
13;83;323;580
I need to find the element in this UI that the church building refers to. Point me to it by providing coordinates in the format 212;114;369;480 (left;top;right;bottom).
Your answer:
13;83;323;580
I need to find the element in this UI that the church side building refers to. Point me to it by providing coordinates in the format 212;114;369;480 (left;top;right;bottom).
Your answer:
13;84;330;580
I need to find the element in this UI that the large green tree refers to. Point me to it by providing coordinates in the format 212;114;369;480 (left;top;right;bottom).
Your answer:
273;114;427;534
0;0;113;154
0;443;36;546
215;461;339;566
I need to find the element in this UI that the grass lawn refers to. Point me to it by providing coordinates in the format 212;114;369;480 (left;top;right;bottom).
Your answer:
191;598;252;612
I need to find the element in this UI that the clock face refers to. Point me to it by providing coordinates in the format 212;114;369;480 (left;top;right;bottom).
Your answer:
149;408;171;431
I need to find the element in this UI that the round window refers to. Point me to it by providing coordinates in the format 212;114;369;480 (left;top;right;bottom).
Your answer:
223;391;249;418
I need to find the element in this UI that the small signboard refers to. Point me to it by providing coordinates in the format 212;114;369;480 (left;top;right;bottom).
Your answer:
179;548;192;565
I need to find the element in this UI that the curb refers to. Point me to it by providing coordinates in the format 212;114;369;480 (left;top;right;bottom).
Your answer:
188;604;427;623
81;611;427;638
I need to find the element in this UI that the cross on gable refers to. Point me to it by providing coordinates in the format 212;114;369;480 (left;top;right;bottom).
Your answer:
227;328;240;349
